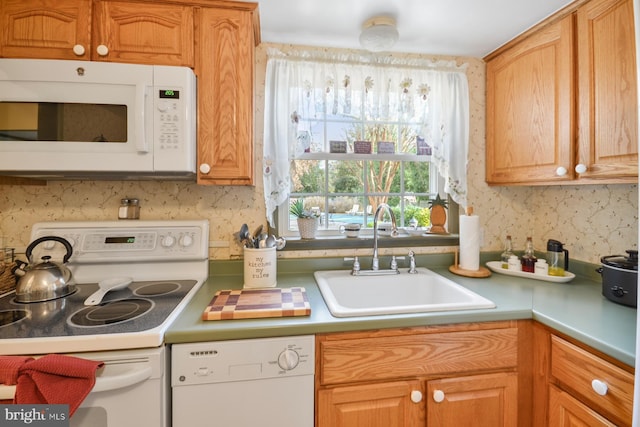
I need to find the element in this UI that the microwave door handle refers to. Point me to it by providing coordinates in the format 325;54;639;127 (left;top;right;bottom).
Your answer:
135;84;149;153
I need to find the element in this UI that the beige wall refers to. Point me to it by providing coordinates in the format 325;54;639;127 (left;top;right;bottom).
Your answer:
0;43;637;264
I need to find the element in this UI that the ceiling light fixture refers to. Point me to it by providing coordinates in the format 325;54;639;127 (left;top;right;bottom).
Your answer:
359;16;399;52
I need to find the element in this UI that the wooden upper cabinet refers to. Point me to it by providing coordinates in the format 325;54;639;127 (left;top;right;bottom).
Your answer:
0;0;194;66
0;0;91;60
486;16;574;185
576;0;638;180
93;1;194;66
485;0;638;185
196;6;255;185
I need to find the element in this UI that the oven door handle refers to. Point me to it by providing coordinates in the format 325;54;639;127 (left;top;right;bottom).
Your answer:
0;366;152;399
92;365;153;393
0;385;16;400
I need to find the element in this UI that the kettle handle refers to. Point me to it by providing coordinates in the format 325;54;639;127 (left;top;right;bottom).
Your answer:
26;236;74;264
563;248;569;271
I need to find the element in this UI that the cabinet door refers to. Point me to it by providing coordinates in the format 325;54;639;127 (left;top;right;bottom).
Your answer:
93;1;194;66
0;0;91;60
427;372;518;427
486;16;574;185
196;7;254;185
549;386;616;427
576;0;638;181
317;380;424;427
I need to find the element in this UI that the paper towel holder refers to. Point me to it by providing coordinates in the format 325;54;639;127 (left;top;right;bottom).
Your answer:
449;250;492;278
449;206;492;278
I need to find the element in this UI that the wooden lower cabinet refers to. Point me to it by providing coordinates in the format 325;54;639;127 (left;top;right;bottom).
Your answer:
549;385;616;427
317;380;425;427
316;321;522;427
427;372;518;427
533;322;634;426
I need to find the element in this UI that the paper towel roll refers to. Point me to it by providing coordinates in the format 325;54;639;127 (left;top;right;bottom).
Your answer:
459;214;480;271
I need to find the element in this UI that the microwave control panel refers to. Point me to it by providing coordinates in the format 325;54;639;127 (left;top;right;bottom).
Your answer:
152;65;196;172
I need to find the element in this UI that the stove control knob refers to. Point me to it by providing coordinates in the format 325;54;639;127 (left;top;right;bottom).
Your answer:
161;235;176;248
180;234;193;247
278;349;300;371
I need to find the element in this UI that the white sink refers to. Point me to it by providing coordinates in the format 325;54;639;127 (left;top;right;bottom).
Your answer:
314;268;495;317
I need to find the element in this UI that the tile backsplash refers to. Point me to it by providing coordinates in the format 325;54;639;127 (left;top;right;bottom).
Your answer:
0;43;637;264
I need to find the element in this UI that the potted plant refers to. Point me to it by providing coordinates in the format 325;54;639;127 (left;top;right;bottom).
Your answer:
428;194;448;234
290;199;319;239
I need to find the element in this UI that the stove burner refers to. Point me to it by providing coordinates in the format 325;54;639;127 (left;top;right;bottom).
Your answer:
68;298;154;327
134;281;181;297
0;309;29;327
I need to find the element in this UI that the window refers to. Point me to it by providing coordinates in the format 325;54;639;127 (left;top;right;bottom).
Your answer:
263;48;470;240
280;113;440;237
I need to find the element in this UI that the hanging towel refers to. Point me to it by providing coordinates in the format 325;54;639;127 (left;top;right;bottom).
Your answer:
0;354;103;416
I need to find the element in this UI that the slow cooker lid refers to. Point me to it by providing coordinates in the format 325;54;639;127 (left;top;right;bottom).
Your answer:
601;250;638;271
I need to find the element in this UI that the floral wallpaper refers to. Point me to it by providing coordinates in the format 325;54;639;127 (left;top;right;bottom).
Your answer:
0;43;637;265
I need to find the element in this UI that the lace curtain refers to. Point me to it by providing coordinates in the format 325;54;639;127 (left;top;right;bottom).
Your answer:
263;48;470;226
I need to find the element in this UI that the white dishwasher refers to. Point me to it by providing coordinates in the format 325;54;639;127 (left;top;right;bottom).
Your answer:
171;335;315;427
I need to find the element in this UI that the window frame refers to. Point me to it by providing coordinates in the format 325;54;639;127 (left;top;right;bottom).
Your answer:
278;152;444;238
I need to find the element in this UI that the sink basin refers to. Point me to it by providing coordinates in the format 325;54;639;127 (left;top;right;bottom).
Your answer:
314;268;495;317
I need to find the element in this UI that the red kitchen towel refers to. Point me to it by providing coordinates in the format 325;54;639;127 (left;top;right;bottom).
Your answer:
0;354;103;416
0;356;33;385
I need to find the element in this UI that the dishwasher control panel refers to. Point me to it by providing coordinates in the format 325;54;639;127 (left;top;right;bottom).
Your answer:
171;335;315;386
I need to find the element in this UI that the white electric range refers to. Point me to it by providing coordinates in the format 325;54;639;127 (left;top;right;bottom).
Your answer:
0;220;209;427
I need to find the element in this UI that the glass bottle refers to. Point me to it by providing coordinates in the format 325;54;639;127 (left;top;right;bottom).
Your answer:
521;237;537;273
500;235;514;269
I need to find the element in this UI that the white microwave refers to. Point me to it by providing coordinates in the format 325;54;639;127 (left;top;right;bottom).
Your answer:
0;59;196;179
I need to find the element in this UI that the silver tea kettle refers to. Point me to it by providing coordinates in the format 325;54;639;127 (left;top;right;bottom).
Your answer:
13;236;76;303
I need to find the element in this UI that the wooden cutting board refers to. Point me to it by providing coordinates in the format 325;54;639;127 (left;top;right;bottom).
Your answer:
202;287;311;320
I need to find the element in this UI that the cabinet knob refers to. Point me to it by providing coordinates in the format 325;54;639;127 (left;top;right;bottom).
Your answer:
199;163;211;174
72;44;86;56
410;390;423;403
96;44;109;56
591;379;608;396
575;163;587;174
555;166;568;177
432;389;445;403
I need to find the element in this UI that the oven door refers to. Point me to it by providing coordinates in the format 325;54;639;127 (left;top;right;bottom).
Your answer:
0;59;154;174
0;346;167;427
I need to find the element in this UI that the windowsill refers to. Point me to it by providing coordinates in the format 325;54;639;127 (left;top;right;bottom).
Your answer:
281;233;460;251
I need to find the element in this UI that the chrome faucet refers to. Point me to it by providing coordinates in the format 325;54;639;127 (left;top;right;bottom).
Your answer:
372;203;398;271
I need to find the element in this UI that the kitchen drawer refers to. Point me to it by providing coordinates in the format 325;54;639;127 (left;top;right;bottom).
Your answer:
318;325;518;386
550;335;634;425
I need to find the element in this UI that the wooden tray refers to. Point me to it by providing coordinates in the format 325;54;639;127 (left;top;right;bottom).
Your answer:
202;287;311;321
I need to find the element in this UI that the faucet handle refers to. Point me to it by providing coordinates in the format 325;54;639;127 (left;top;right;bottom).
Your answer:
345;256;361;275
390;256;406;271
408;250;418;274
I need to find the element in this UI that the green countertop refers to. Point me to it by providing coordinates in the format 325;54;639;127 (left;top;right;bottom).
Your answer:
165;254;637;367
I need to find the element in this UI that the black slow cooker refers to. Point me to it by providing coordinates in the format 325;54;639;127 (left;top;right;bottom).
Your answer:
598;250;638;308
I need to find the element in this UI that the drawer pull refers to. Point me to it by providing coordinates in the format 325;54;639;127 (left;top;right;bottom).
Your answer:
591;379;608;396
410;390;423;403
433;389;445;403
